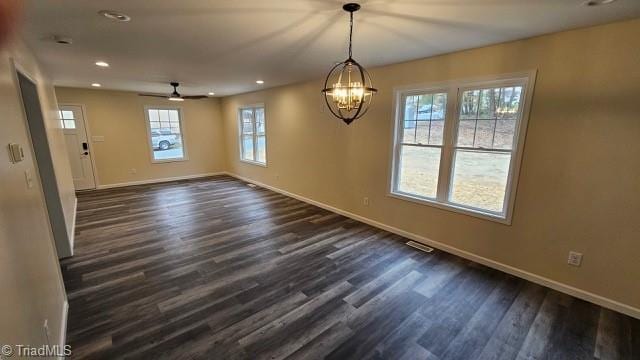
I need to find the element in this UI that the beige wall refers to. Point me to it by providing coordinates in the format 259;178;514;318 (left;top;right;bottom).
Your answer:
0;39;68;351
220;19;640;311
54;87;226;187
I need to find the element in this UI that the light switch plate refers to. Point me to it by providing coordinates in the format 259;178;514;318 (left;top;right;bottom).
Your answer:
91;136;105;142
7;143;24;163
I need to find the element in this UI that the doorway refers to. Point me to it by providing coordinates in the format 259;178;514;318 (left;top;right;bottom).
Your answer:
58;105;96;190
16;70;73;258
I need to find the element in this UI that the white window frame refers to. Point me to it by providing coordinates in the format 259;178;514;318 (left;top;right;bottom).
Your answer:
238;104;267;166
144;106;189;164
389;71;536;224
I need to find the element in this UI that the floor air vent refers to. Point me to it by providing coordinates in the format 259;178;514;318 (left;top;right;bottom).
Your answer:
406;241;434;253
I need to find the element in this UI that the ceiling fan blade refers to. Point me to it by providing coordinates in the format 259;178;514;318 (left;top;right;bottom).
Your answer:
182;95;209;100
138;93;168;98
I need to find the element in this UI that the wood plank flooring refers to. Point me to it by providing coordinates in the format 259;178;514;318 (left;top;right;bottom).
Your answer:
62;175;640;359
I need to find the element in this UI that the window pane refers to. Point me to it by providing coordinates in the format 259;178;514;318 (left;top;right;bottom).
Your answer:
428;93;447;145
242;135;254;161
459;90;479;119
475;120;496;149
457;120;476;147
494;119;517;149
397;145;441;199
169;110;179;122
416;94;433;121
255;108;265;134
148;109;159;122
241;109;253;126
431;93;446;120
256;135;266;163
403;92;446;145
402;121;416;143
242;121;253;134
241;109;253;135
429;119;444;145
415;121;430;144
403;95;419;144
404;96;419;121
478;88;500;119
61;110;74;119
498;87;522;119
449;150;511;213
456;85;524;150
63;120;76;129
58;110;64;128
158;110;170;122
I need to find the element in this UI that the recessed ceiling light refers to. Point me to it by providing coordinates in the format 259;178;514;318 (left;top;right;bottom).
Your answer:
208;92;215;96
584;0;617;6
98;10;131;22
91;83;101;87
256;80;264;84
95;61;110;67
53;35;73;45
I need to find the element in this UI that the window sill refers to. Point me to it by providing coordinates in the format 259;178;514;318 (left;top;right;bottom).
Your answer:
151;157;188;164
388;191;512;225
240;159;267;167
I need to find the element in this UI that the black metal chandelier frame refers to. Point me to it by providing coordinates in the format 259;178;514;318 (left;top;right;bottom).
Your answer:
321;3;377;125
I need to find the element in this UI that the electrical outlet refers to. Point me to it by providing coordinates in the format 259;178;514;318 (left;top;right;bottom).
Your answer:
24;169;34;189
363;197;369;206
568;251;583;267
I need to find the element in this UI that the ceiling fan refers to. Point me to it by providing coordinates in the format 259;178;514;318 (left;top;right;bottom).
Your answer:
138;82;209;101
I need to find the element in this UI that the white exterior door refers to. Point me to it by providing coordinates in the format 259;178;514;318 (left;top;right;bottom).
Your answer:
59;105;96;190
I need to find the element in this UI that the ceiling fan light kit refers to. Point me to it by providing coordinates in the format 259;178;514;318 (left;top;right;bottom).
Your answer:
322;3;377;125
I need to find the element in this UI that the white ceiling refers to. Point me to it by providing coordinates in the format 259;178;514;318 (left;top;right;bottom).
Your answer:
22;0;640;96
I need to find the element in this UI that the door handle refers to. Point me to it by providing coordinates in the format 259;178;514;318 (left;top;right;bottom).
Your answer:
82;142;89;150
83;152;89;155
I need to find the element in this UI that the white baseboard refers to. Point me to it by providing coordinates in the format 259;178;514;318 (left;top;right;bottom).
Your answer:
225;172;640;320
59;300;68;360
96;172;224;190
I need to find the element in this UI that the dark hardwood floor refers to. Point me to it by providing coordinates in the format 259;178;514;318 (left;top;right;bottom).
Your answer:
62;175;640;359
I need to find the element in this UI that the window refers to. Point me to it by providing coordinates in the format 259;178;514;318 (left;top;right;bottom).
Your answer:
144;107;187;162
396;91;447;199
239;105;266;165
391;73;534;223
58;110;76;129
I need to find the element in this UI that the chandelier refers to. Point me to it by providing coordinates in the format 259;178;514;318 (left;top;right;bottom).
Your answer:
322;3;377;125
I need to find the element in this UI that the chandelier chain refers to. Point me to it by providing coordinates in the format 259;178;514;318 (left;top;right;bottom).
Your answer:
348;11;354;59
